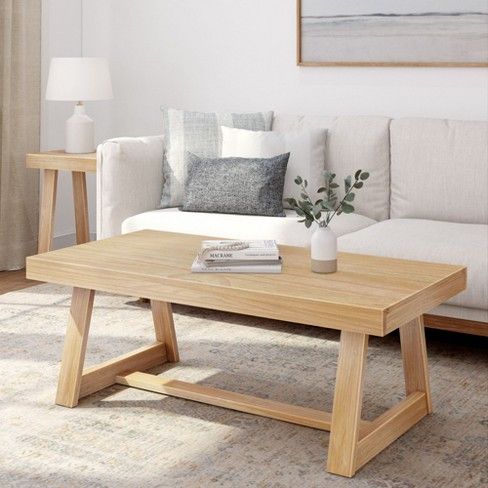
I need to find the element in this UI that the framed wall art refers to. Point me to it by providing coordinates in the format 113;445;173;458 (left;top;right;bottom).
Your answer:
297;0;488;67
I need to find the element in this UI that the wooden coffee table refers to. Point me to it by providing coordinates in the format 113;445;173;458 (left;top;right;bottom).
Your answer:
26;230;466;477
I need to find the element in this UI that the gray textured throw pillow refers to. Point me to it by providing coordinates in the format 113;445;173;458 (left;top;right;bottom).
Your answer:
182;152;290;217
161;108;274;208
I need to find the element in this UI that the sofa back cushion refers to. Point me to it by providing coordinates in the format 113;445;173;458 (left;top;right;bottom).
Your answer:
272;114;391;221
390;118;488;224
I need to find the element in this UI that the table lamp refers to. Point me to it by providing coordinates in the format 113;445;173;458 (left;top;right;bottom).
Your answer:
45;57;113;153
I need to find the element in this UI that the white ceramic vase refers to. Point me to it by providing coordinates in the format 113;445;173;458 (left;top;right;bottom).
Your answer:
310;226;337;273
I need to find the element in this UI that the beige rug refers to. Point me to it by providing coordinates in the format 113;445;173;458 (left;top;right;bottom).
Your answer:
0;284;487;488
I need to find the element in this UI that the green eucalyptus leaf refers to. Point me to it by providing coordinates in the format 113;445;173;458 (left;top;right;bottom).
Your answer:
341;203;355;214
294;176;303;185
305;219;313;228
314;199;323;205
344;192;355;202
317;187;326;193
345;175;352;191
354;169;362;179
354;181;364;189
330;183;339;189
360;171;370;180
299;200;312;209
303;179;308;187
300;192;309;200
284;197;297;206
296;208;305;217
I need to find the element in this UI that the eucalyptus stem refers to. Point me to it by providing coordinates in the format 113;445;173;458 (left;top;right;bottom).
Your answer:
325;178;357;226
284;170;370;230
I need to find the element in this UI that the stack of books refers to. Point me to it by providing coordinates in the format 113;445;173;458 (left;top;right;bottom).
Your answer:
191;239;282;273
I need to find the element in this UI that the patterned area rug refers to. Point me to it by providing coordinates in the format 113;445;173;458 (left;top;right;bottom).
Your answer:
0;284;487;488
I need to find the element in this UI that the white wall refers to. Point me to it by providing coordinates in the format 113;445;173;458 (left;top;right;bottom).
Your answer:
43;0;488;239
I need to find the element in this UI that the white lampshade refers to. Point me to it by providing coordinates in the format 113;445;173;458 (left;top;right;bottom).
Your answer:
45;57;113;101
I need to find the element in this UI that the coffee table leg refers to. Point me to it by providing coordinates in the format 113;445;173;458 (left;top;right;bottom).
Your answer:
327;331;369;477
56;287;95;407
400;316;432;413
151;300;179;362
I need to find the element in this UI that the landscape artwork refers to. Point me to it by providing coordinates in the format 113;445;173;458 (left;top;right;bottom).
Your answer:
297;0;488;66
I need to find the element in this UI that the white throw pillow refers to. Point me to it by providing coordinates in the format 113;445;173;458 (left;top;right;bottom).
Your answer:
221;126;327;207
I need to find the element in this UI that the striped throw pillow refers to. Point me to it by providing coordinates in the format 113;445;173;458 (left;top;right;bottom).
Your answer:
161;108;273;208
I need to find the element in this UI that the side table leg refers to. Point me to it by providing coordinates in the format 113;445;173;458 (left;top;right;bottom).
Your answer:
327;331;369;477
56;287;95;407
400;316;432;413
38;169;58;253
151;300;180;362
72;171;90;244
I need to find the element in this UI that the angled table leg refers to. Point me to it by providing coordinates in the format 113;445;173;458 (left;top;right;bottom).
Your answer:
327;331;369;477
38;169;58;253
400;316;432;413
56;287;95;407
72;171;90;244
151;300;180;362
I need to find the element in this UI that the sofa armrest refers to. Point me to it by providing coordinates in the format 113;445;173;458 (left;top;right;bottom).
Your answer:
96;135;164;239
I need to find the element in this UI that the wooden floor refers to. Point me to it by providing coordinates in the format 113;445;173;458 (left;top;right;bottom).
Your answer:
0;269;38;294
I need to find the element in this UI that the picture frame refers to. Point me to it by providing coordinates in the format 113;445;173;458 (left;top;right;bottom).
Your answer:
296;0;488;67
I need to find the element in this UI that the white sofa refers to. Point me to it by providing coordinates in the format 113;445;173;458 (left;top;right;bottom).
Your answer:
97;115;488;328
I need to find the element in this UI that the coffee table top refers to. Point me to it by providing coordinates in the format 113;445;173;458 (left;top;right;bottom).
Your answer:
26;230;466;336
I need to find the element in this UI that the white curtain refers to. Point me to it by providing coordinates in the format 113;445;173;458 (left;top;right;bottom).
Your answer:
0;0;41;270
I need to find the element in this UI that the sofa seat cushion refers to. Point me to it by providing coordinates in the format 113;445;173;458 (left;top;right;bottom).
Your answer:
121;208;376;247
338;219;488;310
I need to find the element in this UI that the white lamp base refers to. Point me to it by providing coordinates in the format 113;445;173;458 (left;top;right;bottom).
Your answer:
65;102;95;153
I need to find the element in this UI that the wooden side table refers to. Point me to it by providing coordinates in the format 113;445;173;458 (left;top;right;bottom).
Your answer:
26;150;97;253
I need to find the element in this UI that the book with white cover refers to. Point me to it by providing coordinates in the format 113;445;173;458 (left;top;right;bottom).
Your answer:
191;256;282;273
200;240;279;261
205;259;282;268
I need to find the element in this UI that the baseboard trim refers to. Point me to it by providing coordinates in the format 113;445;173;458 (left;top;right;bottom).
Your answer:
53;232;97;250
423;314;488;337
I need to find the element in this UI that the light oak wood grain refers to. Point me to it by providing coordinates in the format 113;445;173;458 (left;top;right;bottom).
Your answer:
27;230;468;476
355;392;428;471
28;151;96;253
79;342;167;399
26;230;466;337
26;150;96;172
115;371;344;431
38;169;58;254
72;171;90;244
56;287;95;407
424;314;488;337
151;300;179;362
400;317;432;413
327;331;369;477
1;267;481;337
